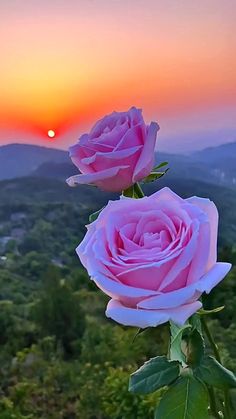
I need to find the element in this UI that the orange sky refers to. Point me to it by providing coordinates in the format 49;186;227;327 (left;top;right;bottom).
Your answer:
0;0;235;152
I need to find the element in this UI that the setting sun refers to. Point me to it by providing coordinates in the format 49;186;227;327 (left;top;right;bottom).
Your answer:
47;130;55;138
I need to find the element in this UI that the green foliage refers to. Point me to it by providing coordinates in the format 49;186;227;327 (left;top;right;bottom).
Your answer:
182;329;205;367
134;318;235;418
102;366;161;419
142;170;169;184
0;396;32;419
33;266;85;356
198;306;225;315
89;206;105;223
155;376;209;419
153;162;169;170
195;356;236;389
79;317;164;367
123;184;138;198
169;322;191;364
76;361;110;418
4;346;82;418
0;183;235;418
142;162;169;184
129;356;180;394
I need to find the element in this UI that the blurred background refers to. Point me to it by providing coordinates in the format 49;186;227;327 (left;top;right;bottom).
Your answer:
0;1;235;418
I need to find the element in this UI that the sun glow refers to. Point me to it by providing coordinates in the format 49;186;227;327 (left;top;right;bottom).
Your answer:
47;130;55;138
0;1;235;147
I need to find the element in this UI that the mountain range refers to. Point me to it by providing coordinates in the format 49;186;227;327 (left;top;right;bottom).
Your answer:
0;142;235;189
0;142;235;245
0;143;68;179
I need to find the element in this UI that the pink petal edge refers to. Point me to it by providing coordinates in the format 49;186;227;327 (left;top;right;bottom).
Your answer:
106;299;202;328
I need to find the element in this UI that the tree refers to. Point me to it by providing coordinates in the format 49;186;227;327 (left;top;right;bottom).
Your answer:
33;267;85;357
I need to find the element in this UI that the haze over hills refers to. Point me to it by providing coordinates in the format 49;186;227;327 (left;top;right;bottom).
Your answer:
193;142;236;182
0;142;235;189
0;144;68;179
0;142;236;246
160;127;236;154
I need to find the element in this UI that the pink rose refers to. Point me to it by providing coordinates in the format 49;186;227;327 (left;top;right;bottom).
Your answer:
77;187;231;328
67;107;159;192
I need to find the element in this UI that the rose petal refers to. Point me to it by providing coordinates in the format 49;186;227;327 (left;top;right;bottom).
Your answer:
158;221;199;291
69;138;95;173
66;165;129;190
90;120;130;149
196;262;231;293
186;196;218;270
81;145;142;166
89;111;123;138
92;270;159;302
128;107;144;125
116;259;176;290
115;123;145;150
152;187;183;204
138;283;199;309
133;121;159;181
138;262;231;309
186;220;210;285
106;299;202;328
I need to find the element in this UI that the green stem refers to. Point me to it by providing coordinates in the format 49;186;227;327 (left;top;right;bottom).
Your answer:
201;317;221;363
133;182;145;198
201;317;232;419
207;386;220;418
223;391;232;419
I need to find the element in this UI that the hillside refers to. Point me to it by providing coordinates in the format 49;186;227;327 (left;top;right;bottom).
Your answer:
33;154;219;186
0;174;235;246
0;146;235;418
0;142;235;249
0;143;69;179
194;141;236;185
1;142;236;190
194;141;236;164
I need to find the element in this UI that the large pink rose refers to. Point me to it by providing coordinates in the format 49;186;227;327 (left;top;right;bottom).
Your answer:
77;187;231;328
67;107;159;192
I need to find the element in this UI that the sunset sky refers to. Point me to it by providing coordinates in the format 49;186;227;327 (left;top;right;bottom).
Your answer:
0;0;235;153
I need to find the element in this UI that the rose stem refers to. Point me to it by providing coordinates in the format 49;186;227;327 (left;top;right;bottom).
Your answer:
201;316;232;419
133;182;145;198
207;386;221;418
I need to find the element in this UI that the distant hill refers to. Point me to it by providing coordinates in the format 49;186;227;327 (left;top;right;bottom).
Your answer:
0;174;235;245
0;142;236;189
161;128;236;154
33;161;77;179
0;143;69;179
156;142;236;189
33;146;236;190
193;142;236;185
0;176;116;209
33;155;228;191
194;141;236;164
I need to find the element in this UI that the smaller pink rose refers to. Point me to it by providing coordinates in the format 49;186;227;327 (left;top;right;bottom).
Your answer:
76;187;231;328
67;107;159;192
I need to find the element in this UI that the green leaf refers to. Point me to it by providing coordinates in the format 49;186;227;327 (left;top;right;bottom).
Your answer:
197;306;225;315
195;356;236;389
170;322;191;364
142;168;169;184
129;356;180;394
189;313;202;334
122;185;138;198
155;376;209;419
132;327;149;343
89;207;105;223
153;161;169;170
182;329;205;367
